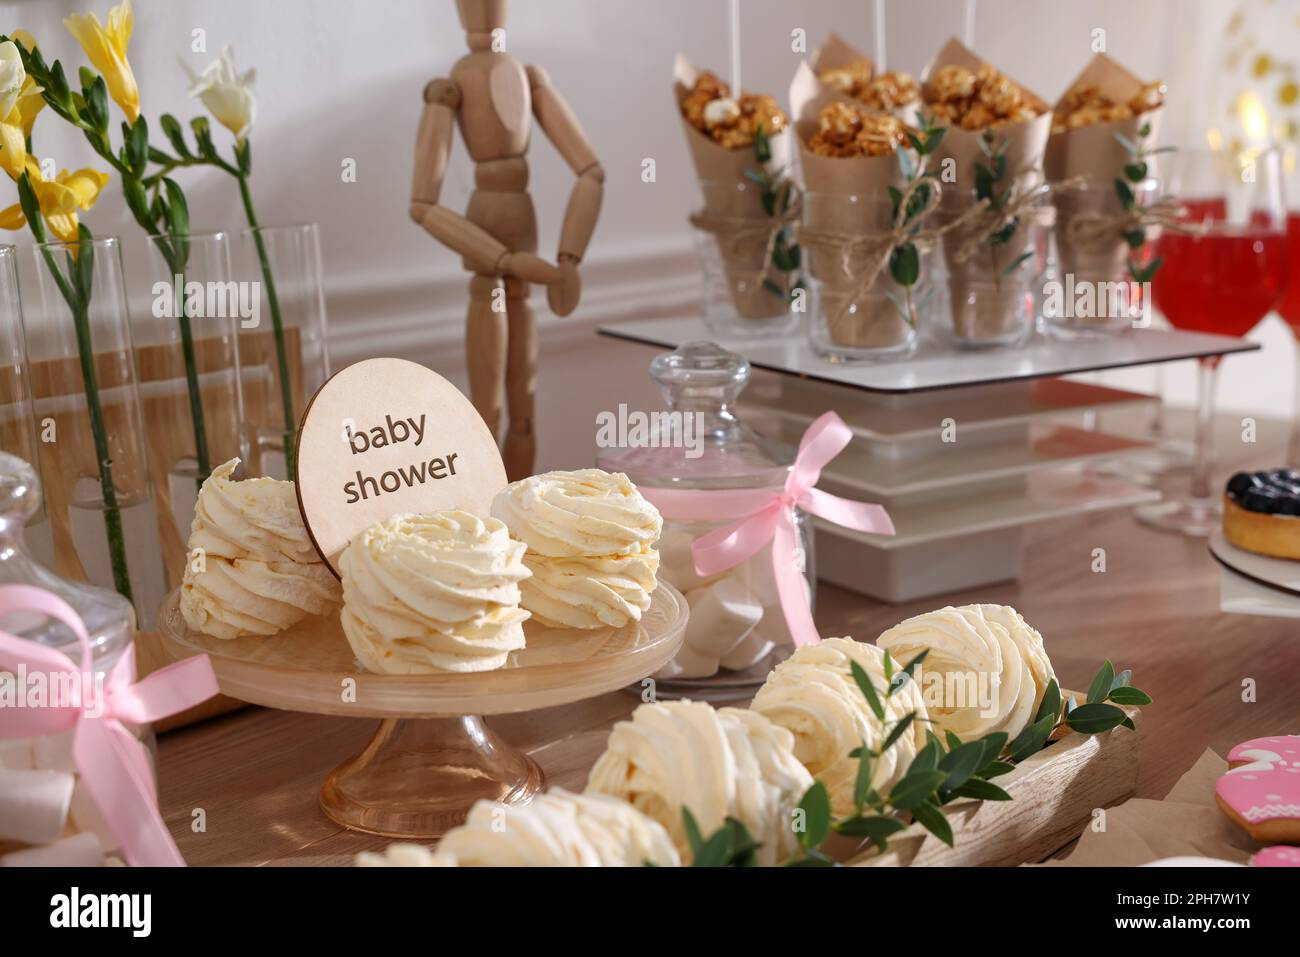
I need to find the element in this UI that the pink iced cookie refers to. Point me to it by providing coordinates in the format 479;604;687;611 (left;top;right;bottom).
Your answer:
1252;846;1300;867
1215;734;1300;845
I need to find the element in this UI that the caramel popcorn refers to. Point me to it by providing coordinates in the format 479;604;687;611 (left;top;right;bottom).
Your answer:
924;63;1044;130
817;60;920;112
681;71;788;149
1052;80;1165;133
806;102;910;158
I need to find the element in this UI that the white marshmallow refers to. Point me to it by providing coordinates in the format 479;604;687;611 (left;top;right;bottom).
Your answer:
0;831;105;867
0;768;75;844
656;643;720;680
656;527;722;593
720;629;775;670
0;739;33;770
682;575;763;658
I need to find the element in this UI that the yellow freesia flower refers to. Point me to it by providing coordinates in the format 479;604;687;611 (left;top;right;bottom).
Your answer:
0;33;47;178
64;0;139;122
0;157;110;244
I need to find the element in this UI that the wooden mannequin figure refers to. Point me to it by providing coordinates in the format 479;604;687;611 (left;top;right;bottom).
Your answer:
410;0;604;480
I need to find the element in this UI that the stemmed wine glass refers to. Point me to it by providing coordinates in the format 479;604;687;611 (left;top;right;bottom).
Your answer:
1135;147;1288;536
1279;207;1300;463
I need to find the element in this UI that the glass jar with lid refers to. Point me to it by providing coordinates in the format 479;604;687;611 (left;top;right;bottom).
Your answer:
0;450;147;866
596;341;814;700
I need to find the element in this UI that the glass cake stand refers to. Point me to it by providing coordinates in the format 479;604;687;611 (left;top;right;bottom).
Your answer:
157;583;687;838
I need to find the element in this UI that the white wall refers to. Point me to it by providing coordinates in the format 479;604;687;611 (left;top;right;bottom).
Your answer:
1;0;1290;469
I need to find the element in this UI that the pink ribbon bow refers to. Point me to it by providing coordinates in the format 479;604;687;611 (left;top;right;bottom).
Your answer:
641;411;893;647
0;584;219;866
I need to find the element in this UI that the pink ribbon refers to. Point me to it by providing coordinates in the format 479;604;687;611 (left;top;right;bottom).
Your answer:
641;412;893;647
0;584;219;866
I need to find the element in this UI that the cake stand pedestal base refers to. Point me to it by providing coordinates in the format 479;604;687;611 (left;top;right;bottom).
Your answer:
320;715;544;839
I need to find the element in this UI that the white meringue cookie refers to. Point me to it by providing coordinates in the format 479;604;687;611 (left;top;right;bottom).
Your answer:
752;637;928;816
586;700;812;865
339;511;530;673
180;458;339;639
875;604;1056;742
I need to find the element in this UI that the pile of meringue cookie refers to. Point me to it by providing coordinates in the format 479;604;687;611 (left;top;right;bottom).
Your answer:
179;462;663;673
359;603;1059;867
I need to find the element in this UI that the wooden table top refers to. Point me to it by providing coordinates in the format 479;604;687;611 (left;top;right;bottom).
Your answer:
156;410;1300;866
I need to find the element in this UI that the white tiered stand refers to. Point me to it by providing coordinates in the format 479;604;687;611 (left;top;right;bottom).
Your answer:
600;318;1258;602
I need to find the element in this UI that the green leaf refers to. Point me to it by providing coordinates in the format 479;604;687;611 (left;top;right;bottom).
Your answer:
86;75;109;132
191;116;216;158
1065;702;1131;735
999;250;1033;277
853;743;874;809
1124;161;1148;182
944;730;963;751
882;650;895;683
974;163;996;201
1123;228;1147;249
682;806;704;857
849;659;885;722
924;126;946;152
159;113;193;159
889;242;920;287
937;740;987;790
78;66;97;91
881;713;917;755
911;801;954;846
1114;178;1135;209
1106;686;1152;706
73;223;95;303
976;731;1009;770
951;778;1013;802
834;814;907;850
753;124;771;165
897;146;916;181
989;218;1019;247
1007;713;1057;763
1087;660;1115;704
1034;679;1062;724
980;760;1016;779
912;738;940;772
1138;122;1152;139
796;781;831;849
125;117;149;173
900;649;928;683
16;173;44;243
889;768;947;811
162;178;191;265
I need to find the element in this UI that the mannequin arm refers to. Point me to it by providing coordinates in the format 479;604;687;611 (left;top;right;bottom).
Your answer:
409;78;559;283
527;65;604;265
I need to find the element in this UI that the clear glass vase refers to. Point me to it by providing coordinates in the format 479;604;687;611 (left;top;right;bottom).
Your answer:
0;244;53;569
803;192;925;361
596;342;814;700
237;224;330;480
1043;178;1158;338
135;232;243;587
938;194;1050;349
25;237;165;630
694;180;802;339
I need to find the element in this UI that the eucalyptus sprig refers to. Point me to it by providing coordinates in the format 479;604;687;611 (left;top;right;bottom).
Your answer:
974;130;1033;285
682;807;762;867
783;652;1151;864
744;124;804;306
883;111;946;325
1113;122;1174;285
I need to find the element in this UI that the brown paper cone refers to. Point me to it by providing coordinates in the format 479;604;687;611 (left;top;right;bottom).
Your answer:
791;62;912;348
922;38;1050;342
810;33;924;126
675;53;795;320
1045;54;1165;318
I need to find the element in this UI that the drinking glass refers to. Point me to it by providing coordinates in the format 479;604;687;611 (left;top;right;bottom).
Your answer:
1278;210;1300;463
1135;148;1288;536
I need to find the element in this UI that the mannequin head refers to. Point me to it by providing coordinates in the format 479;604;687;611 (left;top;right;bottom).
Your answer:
456;0;508;48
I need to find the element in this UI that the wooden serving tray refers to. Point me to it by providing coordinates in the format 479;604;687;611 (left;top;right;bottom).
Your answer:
846;698;1141;867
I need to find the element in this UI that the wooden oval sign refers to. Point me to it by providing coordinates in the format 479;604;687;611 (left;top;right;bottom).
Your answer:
295;357;506;574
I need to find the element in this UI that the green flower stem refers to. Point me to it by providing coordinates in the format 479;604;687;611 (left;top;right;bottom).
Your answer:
172;265;210;487
236;171;297;474
38;244;134;605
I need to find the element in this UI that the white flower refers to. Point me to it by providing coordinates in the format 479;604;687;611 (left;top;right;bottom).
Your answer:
180;45;255;143
0;41;26;120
